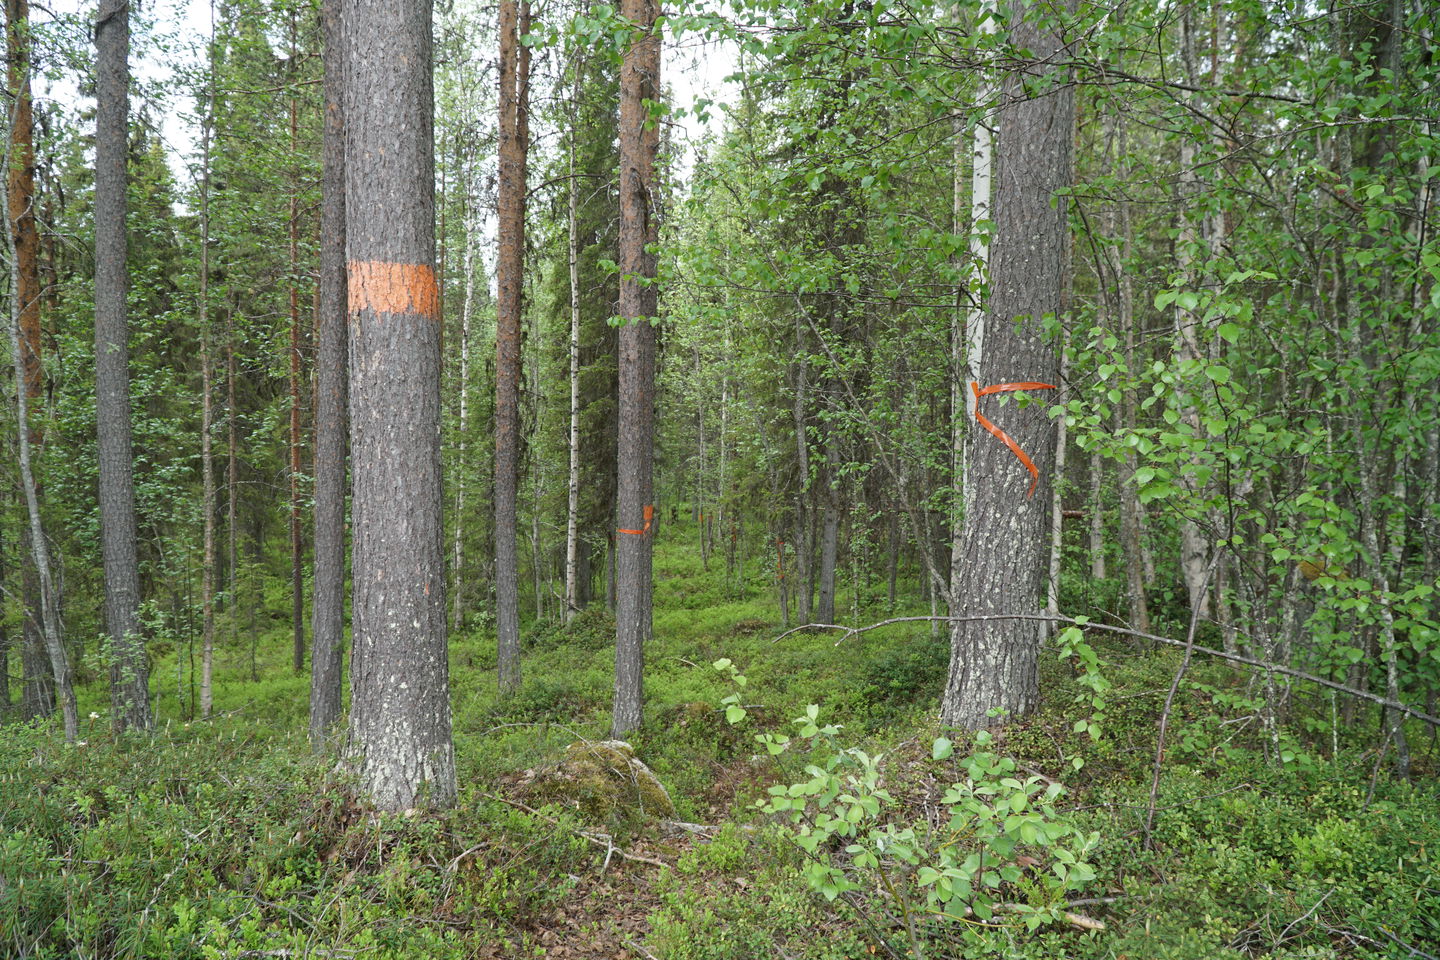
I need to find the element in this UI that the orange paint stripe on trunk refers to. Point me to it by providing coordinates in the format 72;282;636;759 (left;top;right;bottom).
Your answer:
974;380;1056;398
347;260;440;318
971;380;1057;500
618;503;654;536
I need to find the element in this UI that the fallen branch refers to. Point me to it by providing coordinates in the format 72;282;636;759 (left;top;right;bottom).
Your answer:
480;793;667;869
773;614;1440;729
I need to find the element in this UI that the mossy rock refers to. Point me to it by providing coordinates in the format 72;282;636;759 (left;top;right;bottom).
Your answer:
528;739;674;827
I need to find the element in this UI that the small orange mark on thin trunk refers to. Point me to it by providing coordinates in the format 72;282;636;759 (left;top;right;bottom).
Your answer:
348;260;440;318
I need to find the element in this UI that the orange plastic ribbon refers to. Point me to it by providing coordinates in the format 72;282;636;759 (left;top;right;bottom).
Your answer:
618;504;654;536
971;380;1056;499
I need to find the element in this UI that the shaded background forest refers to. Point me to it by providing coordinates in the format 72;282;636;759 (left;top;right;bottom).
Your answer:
5;0;1436;742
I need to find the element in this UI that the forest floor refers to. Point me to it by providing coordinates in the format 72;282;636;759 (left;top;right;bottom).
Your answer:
3;523;1439;958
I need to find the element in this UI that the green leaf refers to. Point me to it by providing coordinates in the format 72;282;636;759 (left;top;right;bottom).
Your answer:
932;737;954;761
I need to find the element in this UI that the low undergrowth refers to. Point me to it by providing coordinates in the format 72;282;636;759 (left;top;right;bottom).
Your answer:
4;524;1437;958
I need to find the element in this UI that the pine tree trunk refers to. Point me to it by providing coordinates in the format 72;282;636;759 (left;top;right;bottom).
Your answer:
612;0;659;737
344;0;455;812
494;0;529;693
309;0;347;746
94;0;151;733
941;0;1074;729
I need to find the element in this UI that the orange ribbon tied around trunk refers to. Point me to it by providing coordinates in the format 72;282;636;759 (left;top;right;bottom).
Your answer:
971;380;1057;500
618;504;654;536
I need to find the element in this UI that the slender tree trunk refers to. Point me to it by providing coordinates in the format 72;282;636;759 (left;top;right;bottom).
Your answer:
494;0;529;693
816;440;840;623
451;191;474;631
6;0;37;451
952;0;997;621
7;62;75;740
1114;120;1149;633
695;349;709;570
344;0;455;812
564;65;582;622
9;0;51;722
1088;452;1104;578
1173;8;1211;622
19;541;50;717
288;10;306;676
612;0;660;737
606;533;615;612
227;308;239;662
941;0;1074;729
1047;345;1068;616
530;303;544;622
309;0;347;746
94;0;151;733
198;7;217;719
792;316;811;624
0;535;8;713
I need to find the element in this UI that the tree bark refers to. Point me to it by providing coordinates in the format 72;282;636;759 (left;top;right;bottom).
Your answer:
289;16;306;677
8;0;51;723
6;44;74;739
952;0;997;621
198;7;216;720
1173;8;1212;622
0;535;8;713
309;0;347;747
1087;452;1104;578
1047;344;1068;616
7;0;38;450
564;64;582;623
344;0;455;812
612;0;660;738
816;439;840;623
941;0;1074;729
494;0;529;693
94;0;151;733
451;181;474;632
792;315;812;624
227;308;240;665
1112;116;1149;633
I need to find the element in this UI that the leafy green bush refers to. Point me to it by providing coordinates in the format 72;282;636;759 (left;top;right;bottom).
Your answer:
851;635;949;716
714;659;1102;955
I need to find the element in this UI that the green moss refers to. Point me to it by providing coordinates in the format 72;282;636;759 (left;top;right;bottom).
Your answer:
527;739;675;828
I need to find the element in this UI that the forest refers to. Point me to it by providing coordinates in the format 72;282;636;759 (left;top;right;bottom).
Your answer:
2;0;1438;956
